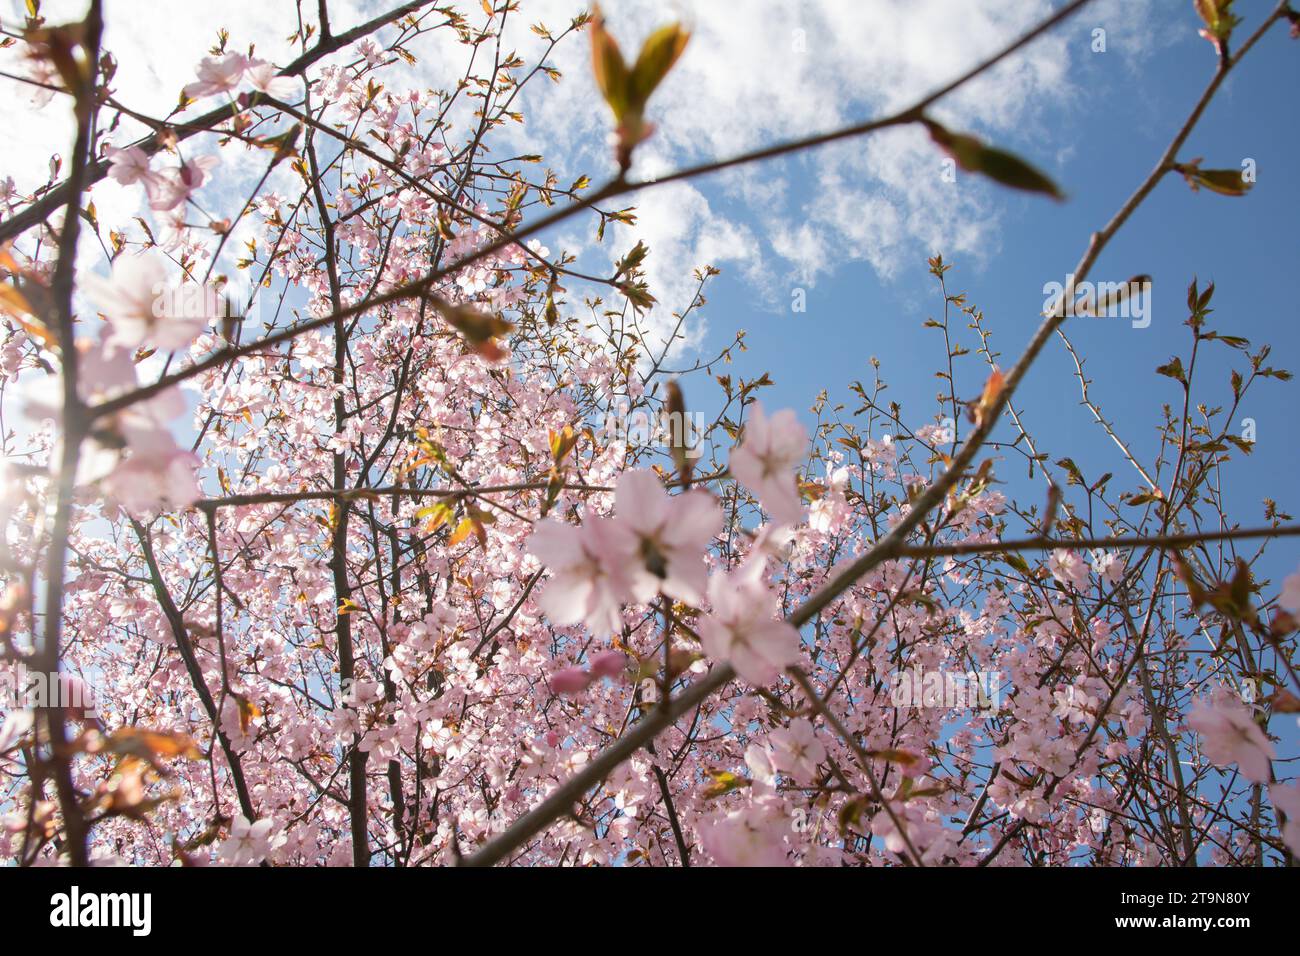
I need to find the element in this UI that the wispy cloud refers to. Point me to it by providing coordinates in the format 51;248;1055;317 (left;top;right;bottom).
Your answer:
1;0;1159;345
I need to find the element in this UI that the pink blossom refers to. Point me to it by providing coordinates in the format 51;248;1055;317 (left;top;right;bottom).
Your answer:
697;563;801;686
146;155;219;212
588;650;627;679
870;803;957;865
1281;566;1300;614
896;751;931;779
699;801;791;866
1188;697;1275;784
20;339;199;512
24;56;59;108
99;435;200;514
527;516;636;635
183;53;248;100
862;434;897;474
1048;549;1089;589
217;816;284;866
744;743;776;788
1091;549;1125;584
81;252;207;353
549;666;592;696
244;60;301;100
808;465;850;533
356;38;386;67
614;469;720;605
0;711;34;755
728;402;808;526
767;718;825;784
1270;782;1300;856
104;146;157;188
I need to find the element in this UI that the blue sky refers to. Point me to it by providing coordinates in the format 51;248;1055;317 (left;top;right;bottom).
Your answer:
4;0;1292;631
2;0;1295;864
633;4;1300;592
619;6;1300;835
5;0;1293;672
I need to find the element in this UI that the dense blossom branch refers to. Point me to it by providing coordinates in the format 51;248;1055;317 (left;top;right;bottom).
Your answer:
1;0;1296;872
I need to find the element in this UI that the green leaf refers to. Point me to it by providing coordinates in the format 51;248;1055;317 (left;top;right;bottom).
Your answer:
588;5;630;120
925;121;1063;199
1194;0;1240;50
1056;457;1085;487
1179;164;1252;196
702;769;748;799
628;22;690;105
1156;356;1187;383
1225;434;1254;455
416;500;455;532
837;795;872;837
614;239;649;278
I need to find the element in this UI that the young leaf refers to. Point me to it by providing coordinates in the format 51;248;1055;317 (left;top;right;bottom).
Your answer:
628;21;690;105
430;295;514;361
588;5;630;121
925;121;1063;199
1194;0;1240;53
1155;356;1187;383
1181;165;1252;196
971;366;1005;427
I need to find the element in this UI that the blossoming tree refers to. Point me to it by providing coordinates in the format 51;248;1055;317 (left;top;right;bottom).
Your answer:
1;0;1299;867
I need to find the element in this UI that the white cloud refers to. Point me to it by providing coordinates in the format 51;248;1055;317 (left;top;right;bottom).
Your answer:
0;0;1161;353
493;1;1157;311
604;180;763;353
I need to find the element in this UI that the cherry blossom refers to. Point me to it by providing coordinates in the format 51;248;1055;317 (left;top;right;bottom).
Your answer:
1048;548;1090;589
1281;565;1300;614
699;800;792;866
0;711;34;755
728;401;808;527
1270;782;1300;856
104;146;158;189
1090;550;1126;585
146;155;219;212
81;252;207;353
182;53;248;100
244;60;301;100
766;717;826;784
697;562;802;686
217;816;285;866
744;742;777;788
1187;696;1276;784
588;650;627;679
613;468;720;605
20;338;198;511
549;666;592;696
808;465;850;534
1;2;1293;872
526;516;637;636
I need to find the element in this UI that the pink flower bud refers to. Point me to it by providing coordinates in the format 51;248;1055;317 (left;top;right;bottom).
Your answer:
588;650;627;680
549;666;592;696
544;731;560;748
